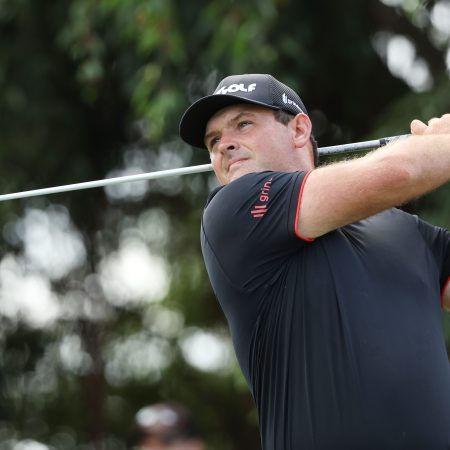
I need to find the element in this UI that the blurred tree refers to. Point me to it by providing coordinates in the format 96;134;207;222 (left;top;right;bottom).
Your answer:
0;0;449;449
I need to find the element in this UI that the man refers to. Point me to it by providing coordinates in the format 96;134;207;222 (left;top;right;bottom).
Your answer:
179;74;450;449
129;402;205;450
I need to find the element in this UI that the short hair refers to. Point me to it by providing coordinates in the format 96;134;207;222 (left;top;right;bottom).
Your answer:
273;110;319;167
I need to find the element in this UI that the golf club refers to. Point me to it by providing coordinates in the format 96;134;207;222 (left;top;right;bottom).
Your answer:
0;134;409;202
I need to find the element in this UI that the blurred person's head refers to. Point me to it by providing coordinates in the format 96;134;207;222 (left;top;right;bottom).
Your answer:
131;402;205;450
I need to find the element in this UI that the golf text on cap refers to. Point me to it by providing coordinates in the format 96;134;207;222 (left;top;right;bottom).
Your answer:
215;83;257;95
282;93;302;111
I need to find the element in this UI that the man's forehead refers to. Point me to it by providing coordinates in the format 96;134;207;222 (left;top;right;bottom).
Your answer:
206;104;271;131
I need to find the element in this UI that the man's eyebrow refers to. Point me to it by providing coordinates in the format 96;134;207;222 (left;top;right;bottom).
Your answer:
204;111;257;145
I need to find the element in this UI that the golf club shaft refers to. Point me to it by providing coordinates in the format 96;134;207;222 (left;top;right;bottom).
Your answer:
0;134;409;202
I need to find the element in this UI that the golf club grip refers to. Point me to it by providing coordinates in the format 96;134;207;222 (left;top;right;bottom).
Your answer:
379;134;411;147
319;134;410;156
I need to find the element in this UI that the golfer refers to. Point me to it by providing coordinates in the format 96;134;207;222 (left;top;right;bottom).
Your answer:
179;74;450;449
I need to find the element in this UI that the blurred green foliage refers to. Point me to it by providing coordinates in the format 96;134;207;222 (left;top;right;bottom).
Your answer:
0;0;449;449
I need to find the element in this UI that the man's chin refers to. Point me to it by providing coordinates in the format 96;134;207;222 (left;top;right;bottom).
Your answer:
227;167;255;184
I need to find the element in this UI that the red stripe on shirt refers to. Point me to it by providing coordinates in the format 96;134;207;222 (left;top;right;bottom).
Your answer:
440;276;450;309
295;170;315;242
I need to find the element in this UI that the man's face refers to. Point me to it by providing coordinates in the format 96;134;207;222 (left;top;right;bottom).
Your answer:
204;104;298;185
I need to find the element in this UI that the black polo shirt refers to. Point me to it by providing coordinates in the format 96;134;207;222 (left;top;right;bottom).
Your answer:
201;171;450;450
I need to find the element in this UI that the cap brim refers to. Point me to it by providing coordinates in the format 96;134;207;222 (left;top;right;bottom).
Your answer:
179;94;279;149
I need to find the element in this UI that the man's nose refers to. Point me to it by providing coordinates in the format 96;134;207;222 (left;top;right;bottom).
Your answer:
217;133;238;154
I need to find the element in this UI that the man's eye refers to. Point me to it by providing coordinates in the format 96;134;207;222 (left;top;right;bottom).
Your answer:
209;137;220;149
238;121;251;129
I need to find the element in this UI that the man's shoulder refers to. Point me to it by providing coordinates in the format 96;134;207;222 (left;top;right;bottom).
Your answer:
205;171;305;208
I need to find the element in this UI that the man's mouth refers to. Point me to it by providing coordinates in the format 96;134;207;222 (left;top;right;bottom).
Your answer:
228;158;247;171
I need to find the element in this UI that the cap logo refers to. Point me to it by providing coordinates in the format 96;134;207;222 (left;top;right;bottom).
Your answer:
215;83;257;95
282;93;302;111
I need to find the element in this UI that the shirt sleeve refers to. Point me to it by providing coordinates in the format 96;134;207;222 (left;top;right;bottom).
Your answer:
201;171;309;290
416;217;450;296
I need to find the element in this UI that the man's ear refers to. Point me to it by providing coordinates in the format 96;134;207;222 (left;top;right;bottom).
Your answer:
291;113;312;149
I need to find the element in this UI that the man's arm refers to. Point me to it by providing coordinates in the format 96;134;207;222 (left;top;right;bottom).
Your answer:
298;114;450;238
